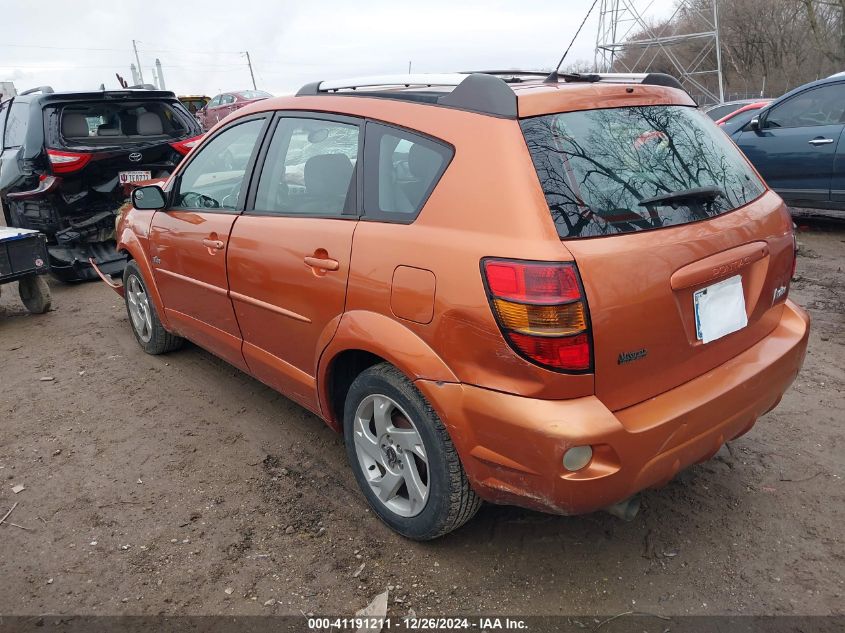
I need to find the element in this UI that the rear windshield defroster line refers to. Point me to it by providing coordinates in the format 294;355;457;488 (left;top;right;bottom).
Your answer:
520;105;766;239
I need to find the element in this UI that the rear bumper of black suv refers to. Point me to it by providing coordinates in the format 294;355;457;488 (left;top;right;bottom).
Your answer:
48;241;126;282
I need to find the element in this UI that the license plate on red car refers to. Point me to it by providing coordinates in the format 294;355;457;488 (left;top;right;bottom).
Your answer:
118;170;152;184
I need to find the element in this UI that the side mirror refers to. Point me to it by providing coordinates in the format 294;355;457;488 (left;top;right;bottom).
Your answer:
132;185;167;210
748;117;761;131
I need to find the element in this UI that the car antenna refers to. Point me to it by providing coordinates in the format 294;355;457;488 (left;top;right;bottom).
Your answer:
545;0;601;84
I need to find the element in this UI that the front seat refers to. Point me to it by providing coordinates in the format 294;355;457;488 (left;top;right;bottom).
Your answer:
61;113;90;138
302;154;353;213
137;112;164;136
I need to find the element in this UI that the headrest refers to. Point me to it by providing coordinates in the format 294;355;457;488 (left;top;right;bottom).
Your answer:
137;112;163;135
62;113;89;138
304;154;353;197
408;143;443;180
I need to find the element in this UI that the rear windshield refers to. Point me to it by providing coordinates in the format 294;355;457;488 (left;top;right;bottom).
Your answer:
520;105;765;239
51;100;193;145
237;90;272;100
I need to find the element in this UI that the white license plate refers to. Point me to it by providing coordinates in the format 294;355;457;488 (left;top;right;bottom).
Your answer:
118;170;152;184
694;275;748;344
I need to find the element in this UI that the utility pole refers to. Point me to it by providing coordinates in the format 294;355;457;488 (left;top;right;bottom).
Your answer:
408;61;412;73
244;51;257;90
132;40;145;84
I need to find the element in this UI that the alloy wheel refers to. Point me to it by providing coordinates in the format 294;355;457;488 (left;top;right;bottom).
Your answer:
126;274;153;343
352;394;429;517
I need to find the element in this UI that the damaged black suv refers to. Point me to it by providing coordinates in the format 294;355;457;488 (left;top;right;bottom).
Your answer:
0;86;202;281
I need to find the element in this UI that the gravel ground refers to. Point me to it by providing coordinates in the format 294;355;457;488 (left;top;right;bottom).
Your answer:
0;221;842;619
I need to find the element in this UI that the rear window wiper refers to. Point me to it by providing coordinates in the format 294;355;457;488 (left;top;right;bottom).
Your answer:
638;186;725;207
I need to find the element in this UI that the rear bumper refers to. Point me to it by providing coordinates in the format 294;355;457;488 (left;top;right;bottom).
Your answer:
48;241;126;282
417;300;810;515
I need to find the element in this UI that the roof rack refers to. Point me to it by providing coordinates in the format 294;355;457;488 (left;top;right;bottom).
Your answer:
296;71;687;118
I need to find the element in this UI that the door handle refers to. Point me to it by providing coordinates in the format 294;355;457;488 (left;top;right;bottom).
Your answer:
808;138;834;146
202;238;225;250
303;256;339;271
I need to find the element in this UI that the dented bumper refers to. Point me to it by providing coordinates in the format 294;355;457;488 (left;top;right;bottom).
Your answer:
416;300;810;516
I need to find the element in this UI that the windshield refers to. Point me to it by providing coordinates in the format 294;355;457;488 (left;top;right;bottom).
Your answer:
520;105;766;239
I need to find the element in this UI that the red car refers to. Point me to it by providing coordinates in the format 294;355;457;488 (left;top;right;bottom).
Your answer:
196;90;272;130
716;100;772;135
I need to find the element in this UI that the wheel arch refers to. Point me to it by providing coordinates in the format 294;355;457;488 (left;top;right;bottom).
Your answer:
118;228;172;332
317;310;459;432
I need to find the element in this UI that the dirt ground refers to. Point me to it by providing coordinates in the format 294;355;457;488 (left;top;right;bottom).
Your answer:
0;221;842;620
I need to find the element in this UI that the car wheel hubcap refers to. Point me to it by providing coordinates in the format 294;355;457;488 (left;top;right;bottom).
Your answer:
126;274;153;343
353;394;429;518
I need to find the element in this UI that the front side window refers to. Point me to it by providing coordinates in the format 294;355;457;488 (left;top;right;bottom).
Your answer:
220;94;235;105
363;122;452;221
175;118;264;211
765;85;845;129
254;117;359;216
520;105;766;239
209;96;221;108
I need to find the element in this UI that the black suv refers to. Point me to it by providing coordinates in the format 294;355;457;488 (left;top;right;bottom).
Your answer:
0;87;202;281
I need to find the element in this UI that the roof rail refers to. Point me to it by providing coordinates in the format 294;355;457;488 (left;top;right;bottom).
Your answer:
543;71;685;92
296;70;687;118
297;73;518;118
20;86;55;96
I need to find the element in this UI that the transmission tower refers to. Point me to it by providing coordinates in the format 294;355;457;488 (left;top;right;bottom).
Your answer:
594;0;725;104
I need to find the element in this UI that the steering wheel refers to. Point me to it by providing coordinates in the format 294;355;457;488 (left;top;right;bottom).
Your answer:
181;191;220;209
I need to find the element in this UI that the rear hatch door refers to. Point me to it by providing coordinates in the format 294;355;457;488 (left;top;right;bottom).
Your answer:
521;104;796;411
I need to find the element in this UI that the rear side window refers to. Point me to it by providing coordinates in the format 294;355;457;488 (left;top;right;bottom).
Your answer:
363;122;452;222
520;105;765;239
254;116;360;216
3;102;29;148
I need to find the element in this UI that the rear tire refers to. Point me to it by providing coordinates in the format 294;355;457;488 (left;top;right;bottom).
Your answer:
123;260;183;355
343;363;481;540
18;275;52;314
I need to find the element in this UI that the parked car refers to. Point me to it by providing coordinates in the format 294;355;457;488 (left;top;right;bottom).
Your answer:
703;99;766;121
179;95;210;116
196;90;272;130
733;75;845;210
95;71;809;540
0;86;203;281
716;100;772;136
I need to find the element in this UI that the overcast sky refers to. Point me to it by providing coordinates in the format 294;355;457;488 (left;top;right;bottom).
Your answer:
2;0;675;97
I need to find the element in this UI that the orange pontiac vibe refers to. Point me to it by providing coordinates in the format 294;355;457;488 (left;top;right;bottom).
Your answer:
92;71;810;540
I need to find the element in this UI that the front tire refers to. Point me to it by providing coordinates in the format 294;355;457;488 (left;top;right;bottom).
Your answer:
123;260;183;355
343;363;481;540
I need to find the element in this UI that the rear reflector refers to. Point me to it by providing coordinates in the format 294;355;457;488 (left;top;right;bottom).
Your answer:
483;259;592;372
47;149;91;174
170;134;204;156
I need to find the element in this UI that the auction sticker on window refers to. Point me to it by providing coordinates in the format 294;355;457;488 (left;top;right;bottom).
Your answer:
694;274;748;344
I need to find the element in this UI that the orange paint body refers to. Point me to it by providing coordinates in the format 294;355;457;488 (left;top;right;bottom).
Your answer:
104;79;810;516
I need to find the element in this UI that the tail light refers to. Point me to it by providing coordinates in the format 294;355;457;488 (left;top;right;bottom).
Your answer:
482;258;592;372
6;174;61;200
47;149;91;174
170;134;204;156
